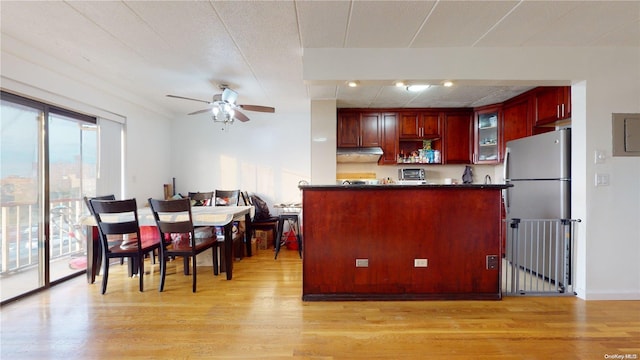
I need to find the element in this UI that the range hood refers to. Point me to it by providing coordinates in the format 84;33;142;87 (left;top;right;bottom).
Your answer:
336;147;384;163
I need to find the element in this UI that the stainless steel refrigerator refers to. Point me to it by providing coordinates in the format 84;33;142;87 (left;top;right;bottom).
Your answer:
504;128;571;285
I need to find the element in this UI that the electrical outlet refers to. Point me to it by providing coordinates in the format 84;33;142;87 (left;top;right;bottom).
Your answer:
355;258;368;267
414;259;428;267
595;173;610;187
486;255;498;270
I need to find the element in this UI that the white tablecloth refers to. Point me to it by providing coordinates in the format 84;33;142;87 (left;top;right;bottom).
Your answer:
81;205;254;227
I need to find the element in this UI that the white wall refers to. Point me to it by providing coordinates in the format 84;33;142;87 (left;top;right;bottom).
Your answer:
168;108;311;213
311;100;337;185
304;47;640;300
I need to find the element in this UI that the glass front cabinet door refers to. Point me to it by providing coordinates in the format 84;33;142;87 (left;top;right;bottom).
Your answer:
474;106;501;164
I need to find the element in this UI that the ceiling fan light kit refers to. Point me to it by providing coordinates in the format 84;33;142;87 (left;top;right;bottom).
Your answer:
211;102;235;123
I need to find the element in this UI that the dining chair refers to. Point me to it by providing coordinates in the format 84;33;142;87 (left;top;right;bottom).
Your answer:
84;195;119;268
214;189;240;206
242;191;279;249
88;198;161;294
148;197;219;293
214;189;244;267
188;191;214;206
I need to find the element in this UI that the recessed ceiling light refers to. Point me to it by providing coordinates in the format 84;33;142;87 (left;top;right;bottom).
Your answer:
347;81;359;87
443;81;454;87
406;84;430;92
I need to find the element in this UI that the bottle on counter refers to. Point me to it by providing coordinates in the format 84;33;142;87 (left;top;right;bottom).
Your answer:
423;140;434;163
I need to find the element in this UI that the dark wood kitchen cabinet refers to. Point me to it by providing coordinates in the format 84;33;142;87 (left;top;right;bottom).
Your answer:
300;184;509;300
443;111;473;164
535;86;571;126
474;105;501;164
337;110;381;148
502;95;531;145
378;112;398;165
398;111;441;139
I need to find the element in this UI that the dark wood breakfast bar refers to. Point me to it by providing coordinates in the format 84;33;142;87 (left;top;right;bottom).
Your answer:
299;184;511;301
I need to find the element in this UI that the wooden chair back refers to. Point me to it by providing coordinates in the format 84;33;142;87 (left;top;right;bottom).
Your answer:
215;189;240;206
241;191;251;206
89;198;141;249
187;191;214;206
148;198;195;242
84;194;116;215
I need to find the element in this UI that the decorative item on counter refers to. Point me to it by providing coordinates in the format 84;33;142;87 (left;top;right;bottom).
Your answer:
382;177;394;184
462;166;473;184
422;140;435;163
433;150;441;163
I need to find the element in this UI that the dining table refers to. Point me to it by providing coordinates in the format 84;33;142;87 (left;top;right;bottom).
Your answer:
81;205;254;283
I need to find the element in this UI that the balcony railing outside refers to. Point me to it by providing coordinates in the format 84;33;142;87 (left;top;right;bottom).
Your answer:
1;198;86;274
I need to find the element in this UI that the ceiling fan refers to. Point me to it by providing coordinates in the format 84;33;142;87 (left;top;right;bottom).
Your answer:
167;85;275;123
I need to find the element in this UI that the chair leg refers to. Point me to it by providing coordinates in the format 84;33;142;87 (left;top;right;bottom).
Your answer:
213;246;219;276
192;256;197;293
138;255;144;292
101;257;110;295
275;217;285;259
159;254;166;292
183;256;190;275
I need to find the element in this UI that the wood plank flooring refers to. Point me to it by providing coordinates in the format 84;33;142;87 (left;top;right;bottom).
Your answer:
1;248;639;359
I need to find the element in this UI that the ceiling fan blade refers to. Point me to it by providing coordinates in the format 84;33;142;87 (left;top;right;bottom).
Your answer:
167;94;212;104
221;88;238;104
238;104;275;113
188;108;212;116
233;109;250;122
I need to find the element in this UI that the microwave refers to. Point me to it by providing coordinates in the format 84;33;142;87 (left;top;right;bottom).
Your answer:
398;168;426;181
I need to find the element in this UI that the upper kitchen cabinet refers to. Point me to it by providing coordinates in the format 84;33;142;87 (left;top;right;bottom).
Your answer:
535;86;571;126
502;95;531;145
337;110;381;148
474;105;501;164
398;111;441;139
379;112;398;165
443;111;473;164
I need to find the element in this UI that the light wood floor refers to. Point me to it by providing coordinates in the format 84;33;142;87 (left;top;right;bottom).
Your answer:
1;247;639;359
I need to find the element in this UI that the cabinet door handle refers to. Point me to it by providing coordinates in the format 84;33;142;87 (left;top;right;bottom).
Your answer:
561;104;565;118
557;105;560;119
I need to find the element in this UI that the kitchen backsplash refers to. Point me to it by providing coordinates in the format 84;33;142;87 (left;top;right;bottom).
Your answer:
336;163;504;185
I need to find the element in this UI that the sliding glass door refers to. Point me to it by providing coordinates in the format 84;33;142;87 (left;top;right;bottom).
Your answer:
0;99;43;298
1;92;97;302
48;112;97;282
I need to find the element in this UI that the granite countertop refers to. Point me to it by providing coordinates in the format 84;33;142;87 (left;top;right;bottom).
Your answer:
299;183;512;190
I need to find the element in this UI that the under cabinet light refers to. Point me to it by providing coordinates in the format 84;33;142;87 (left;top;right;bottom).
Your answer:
406;84;430;92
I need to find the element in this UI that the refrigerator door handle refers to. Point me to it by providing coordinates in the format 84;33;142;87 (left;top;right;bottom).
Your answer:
503;147;510;181
503;186;510;214
503;147;511;214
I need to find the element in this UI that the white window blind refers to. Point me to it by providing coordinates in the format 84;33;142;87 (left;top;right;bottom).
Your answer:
96;118;123;198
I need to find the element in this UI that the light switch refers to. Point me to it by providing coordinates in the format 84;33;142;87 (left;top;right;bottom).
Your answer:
355;259;369;267
414;259;428;267
594;150;606;164
595;173;610;187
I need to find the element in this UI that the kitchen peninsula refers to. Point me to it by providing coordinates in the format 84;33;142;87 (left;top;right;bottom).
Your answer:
299;183;511;301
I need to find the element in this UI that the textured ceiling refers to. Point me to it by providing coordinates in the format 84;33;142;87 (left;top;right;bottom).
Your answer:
1;1;639;116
